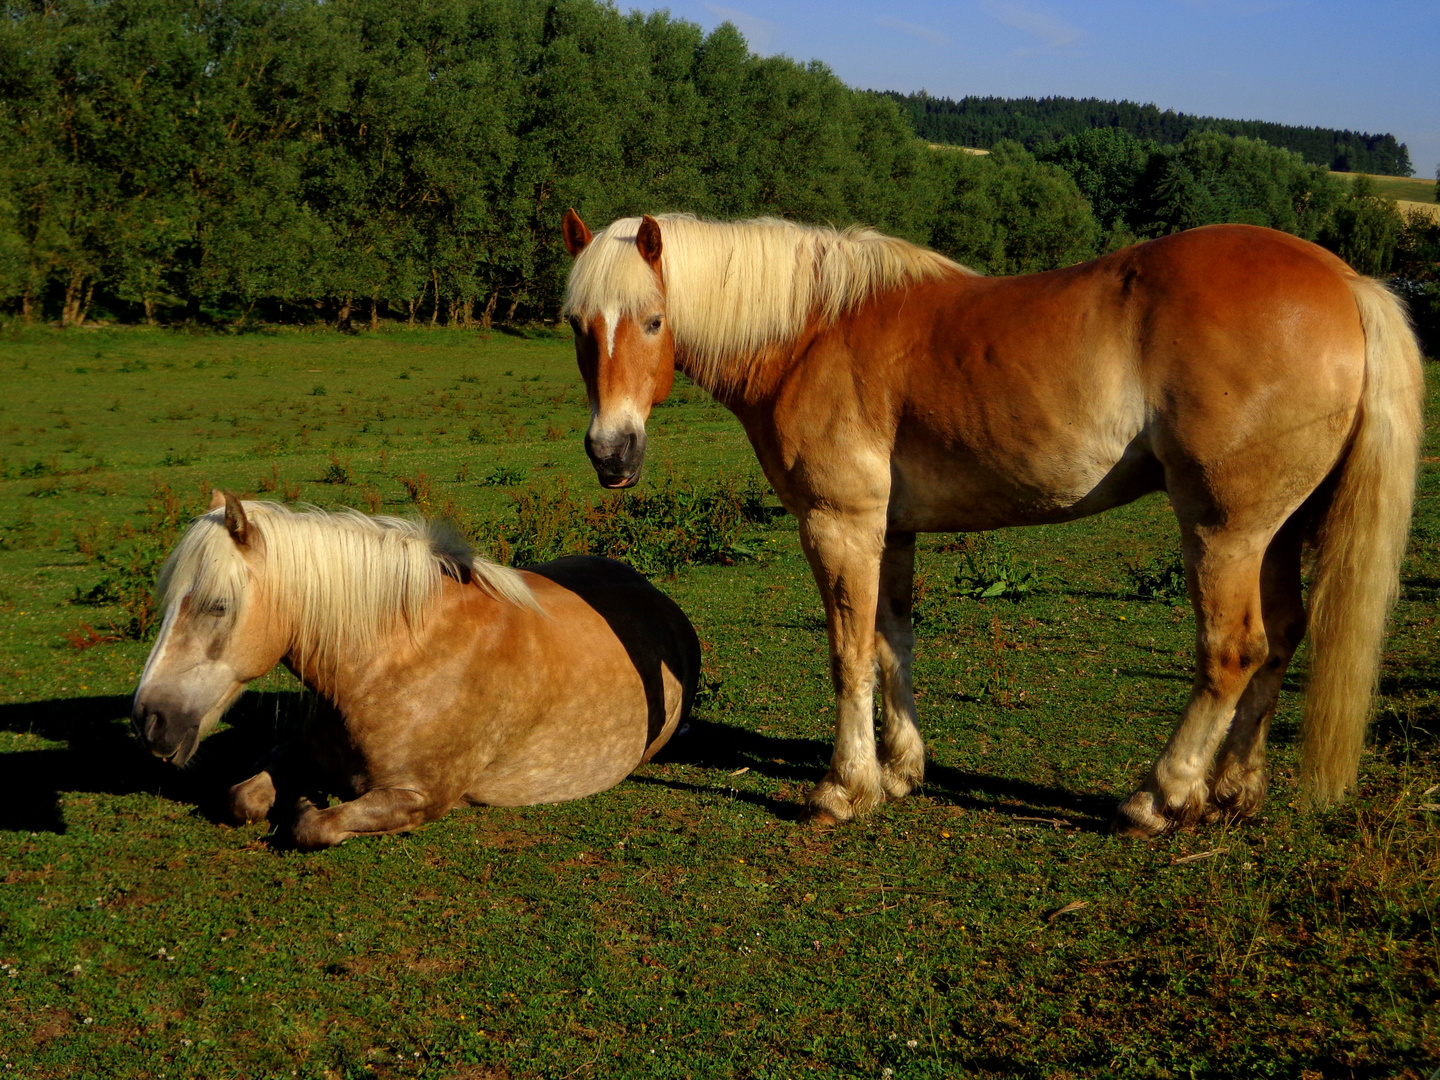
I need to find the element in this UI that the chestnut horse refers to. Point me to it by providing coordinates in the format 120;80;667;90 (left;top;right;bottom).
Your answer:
132;492;700;848
560;211;1423;835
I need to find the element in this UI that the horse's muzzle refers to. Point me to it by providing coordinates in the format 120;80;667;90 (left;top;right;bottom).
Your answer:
131;699;201;766
585;427;645;489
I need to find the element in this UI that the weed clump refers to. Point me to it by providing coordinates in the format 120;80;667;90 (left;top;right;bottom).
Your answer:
955;533;1037;601
72;480;203;639
481;476;772;577
1121;551;1188;601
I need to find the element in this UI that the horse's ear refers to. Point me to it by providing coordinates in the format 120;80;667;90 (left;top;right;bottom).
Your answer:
222;492;250;548
562;208;592;257
636;215;663;270
208;488;227;511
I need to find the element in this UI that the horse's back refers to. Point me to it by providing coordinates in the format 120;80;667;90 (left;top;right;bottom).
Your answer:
525;554;701;677
475;555;700;781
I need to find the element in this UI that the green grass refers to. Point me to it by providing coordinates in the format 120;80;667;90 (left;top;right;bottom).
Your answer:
1;324;1437;1079
1335;171;1438;205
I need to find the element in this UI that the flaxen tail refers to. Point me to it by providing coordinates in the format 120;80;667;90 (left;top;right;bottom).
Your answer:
1301;276;1425;805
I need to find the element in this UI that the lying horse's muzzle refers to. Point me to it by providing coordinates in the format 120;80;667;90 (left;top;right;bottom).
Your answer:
131;698;202;766
585;426;646;489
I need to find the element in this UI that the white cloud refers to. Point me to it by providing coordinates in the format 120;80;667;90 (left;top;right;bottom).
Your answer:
703;4;781;54
875;16;949;46
978;0;1083;50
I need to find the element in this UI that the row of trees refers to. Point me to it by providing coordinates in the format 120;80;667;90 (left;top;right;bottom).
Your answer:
0;0;1433;349
0;0;948;328
891;93;1414;177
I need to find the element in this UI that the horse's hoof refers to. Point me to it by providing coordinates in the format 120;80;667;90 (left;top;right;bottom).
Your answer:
1113;791;1170;839
802;809;839;827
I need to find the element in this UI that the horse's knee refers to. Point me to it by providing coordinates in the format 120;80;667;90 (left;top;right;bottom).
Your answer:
228;771;277;825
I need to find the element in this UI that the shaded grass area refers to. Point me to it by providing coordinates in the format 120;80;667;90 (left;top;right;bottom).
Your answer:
0;326;1437;1078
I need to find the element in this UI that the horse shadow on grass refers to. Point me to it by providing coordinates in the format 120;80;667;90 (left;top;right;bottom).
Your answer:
642;717;1117;829
0;691;308;834
6;694;1120;836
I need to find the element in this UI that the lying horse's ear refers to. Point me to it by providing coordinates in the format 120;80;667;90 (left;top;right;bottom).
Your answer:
208;488;227;511
637;215;663;270
562;208;592;257
222;491;250;548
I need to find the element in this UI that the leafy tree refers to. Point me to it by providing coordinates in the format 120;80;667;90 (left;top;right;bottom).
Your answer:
1034;128;1164;237
1319;175;1404;275
927;142;1100;274
1150;132;1341;239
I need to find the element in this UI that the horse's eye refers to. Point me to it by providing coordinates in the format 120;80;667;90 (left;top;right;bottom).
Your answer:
644;315;663;335
198;599;228;617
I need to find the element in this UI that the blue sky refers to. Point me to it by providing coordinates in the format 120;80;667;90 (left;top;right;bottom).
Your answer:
650;0;1440;180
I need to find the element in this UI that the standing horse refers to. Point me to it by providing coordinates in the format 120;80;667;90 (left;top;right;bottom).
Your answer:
132;492;701;848
560;211;1423;835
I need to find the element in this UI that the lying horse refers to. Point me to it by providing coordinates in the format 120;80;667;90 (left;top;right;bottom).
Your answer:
560;210;1424;835
132;492;700;848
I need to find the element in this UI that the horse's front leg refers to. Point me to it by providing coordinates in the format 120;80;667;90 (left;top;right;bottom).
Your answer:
291;787;434;850
876;530;925;798
799;508;888;824
227;743;302;825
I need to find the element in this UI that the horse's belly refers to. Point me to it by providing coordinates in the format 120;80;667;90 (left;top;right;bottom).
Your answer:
463;735;643;807
887;429;1161;532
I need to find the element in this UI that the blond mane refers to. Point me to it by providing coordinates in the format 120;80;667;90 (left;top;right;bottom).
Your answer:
157;502;538;676
563;214;972;389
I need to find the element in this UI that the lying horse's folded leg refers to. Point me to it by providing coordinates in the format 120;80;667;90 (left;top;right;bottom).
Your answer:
1116;528;1270;837
876;530;926;799
1208;519;1308;820
800;509;887;824
227;743;304;824
228;771;277;824
291;787;432;850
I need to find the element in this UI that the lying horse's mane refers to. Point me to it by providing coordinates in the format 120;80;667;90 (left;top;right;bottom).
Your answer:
562;213;973;389
158;502;537;673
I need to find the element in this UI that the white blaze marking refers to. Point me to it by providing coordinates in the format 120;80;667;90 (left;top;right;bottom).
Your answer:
601;303;619;358
135;597;184;696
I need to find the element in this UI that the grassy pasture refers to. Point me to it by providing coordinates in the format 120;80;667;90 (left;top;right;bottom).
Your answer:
0;325;1437;1079
1333;171;1437;205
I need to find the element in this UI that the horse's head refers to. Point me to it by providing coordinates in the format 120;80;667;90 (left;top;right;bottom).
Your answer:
561;209;674;488
131;491;283;766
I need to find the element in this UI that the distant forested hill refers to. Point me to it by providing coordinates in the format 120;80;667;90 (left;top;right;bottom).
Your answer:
887;93;1413;177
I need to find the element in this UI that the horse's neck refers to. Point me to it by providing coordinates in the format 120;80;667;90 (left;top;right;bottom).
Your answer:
675;338;798;407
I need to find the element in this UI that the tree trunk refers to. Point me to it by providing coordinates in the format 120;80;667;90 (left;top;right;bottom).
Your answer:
370;293;379;332
21;288;33;324
61;268;84;327
407;297;417;329
505;295;520;322
337;293;353;333
429;269;440;328
76;280;95;326
480;291;498;330
143;297;156;326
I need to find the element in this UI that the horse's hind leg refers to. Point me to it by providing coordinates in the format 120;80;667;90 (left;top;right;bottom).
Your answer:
876;530;926;798
291;787;433;850
1115;522;1271;837
1208;516;1308;820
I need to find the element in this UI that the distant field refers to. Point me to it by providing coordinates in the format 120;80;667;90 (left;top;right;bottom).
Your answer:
0;326;1437;1078
1334;170;1437;204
